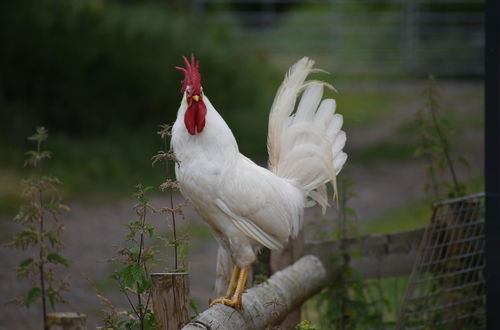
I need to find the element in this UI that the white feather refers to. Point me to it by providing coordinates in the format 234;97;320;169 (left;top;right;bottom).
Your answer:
268;57;347;209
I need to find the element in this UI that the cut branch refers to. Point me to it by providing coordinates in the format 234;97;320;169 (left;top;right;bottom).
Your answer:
183;228;424;330
183;255;329;330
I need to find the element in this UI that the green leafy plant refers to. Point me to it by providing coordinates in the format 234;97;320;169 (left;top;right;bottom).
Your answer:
5;127;70;329
295;320;317;330
316;177;388;329
414;75;468;199
152;123;189;272
101;184;157;330
100;124;190;328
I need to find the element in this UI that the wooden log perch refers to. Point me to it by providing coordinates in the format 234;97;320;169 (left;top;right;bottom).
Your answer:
182;228;424;330
183;255;328;330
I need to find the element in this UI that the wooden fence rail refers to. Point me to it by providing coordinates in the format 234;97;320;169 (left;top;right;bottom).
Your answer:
181;228;424;330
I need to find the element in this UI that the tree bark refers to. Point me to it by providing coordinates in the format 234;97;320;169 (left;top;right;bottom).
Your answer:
151;272;190;330
47;312;86;330
182;255;328;330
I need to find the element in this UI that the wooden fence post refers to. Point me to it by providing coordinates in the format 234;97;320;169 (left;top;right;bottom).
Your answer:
151;272;190;330
47;312;86;330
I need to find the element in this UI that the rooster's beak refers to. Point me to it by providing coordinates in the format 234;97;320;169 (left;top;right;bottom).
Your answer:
192;95;200;102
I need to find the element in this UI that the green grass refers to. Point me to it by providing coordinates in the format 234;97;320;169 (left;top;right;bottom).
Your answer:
302;275;410;328
351;140;416;164
0;170;22;215
189;223;213;241
362;176;484;235
336;89;400;126
0;127;168;214
362;202;432;235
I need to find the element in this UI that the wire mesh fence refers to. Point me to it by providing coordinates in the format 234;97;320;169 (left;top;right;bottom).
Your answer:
397;192;486;329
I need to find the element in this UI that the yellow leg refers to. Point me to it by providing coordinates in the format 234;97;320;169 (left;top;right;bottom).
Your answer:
210;265;250;309
225;266;241;298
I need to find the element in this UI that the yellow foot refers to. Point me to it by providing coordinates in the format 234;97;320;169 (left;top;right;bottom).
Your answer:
209;297;243;309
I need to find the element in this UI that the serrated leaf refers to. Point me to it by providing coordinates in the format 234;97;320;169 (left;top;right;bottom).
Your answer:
119;264;146;291
146;224;154;237
457;156;470;169
47;253;69;267
25;287;41;307
130;264;143;283
19;258;34;268
48;290;56;310
126;221;142;228
128;245;140;256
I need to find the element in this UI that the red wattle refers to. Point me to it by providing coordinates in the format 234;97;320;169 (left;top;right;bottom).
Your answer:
196;100;207;133
184;100;207;135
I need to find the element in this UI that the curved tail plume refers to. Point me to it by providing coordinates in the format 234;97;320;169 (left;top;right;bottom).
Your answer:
267;57;347;213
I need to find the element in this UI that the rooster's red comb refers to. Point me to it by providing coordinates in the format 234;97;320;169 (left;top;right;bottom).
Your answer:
175;54;202;95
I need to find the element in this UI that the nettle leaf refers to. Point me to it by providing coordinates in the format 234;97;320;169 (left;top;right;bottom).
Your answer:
17;258;35;277
19;258;34;268
146;224;154;237
457;156;470;169
124;319;141;330
25;287;41;307
143;310;157;330
126;227;138;240
48;289;56;310
126;221;142;229
128;245;140;256
120;264;144;289
47;253;69;267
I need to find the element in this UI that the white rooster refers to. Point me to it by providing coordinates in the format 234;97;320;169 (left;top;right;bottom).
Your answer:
172;55;347;308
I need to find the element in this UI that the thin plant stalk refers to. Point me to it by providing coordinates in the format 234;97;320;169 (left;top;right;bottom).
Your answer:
8;127;70;329
35;138;48;330
136;192;150;330
416;110;440;200
426;76;461;196
163;134;178;270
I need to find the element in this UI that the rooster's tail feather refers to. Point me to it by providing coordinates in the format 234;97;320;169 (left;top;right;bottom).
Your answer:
267;57;347;213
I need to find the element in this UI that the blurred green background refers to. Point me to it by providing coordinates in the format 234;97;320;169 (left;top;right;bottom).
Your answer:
0;0;484;227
